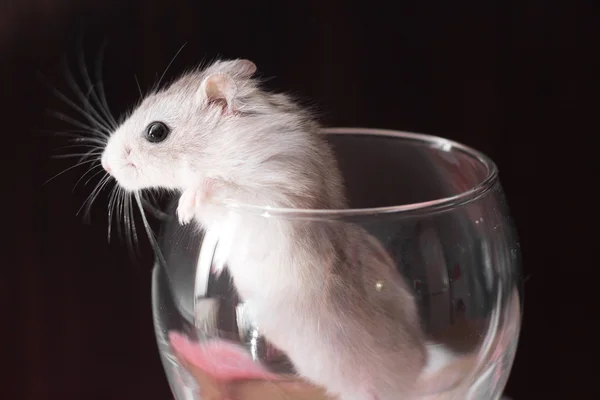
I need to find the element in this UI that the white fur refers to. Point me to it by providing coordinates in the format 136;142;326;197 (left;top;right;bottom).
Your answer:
101;59;473;400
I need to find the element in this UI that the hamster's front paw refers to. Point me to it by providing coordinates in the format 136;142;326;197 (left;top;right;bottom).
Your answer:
177;179;217;225
177;189;197;225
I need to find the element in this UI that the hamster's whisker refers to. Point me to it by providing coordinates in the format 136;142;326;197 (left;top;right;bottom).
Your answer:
37;69;111;136
73;164;104;192
129;193;141;255
77;173;111;220
81;177;112;223
83;83;113;132
125;194;133;248
89;39;119;130
107;185;120;243
44;158;99;186
38;129;101;140
153;42;187;93
82;167;106;189
120;192;139;267
53;143;103;152
39;129;108;146
67;137;107;146
77;147;104;164
109;186;125;243
117;187;126;243
138;193;171;221
124;193;142;263
69;41;114;134
51;152;101;160
134;192;170;271
123;193;133;257
46;110;108;138
51;145;103;160
78;41;117;131
134;75;144;101
50;67;113;136
72;159;102;192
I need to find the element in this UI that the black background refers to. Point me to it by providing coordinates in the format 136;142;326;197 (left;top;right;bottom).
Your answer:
3;1;591;399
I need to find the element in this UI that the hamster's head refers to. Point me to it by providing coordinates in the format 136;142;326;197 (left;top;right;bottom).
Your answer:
100;58;264;192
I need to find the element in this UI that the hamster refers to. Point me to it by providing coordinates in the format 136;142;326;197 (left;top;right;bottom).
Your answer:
100;58;471;400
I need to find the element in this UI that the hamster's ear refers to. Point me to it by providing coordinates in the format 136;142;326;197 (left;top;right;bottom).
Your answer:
197;73;237;113
229;59;257;79
197;60;257;113
216;59;257;79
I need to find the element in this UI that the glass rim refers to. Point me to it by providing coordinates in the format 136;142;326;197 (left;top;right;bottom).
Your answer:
223;127;499;220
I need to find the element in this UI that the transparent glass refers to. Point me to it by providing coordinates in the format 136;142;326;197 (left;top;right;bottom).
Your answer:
151;128;522;400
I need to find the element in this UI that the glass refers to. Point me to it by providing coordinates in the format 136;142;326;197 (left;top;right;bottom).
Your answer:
150;128;522;400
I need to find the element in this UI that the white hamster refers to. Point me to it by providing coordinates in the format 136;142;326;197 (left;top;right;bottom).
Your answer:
101;58;474;400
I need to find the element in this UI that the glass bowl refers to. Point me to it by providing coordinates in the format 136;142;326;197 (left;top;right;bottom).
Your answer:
150;127;522;400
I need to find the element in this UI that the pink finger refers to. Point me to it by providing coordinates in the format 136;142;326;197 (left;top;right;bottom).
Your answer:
169;331;284;381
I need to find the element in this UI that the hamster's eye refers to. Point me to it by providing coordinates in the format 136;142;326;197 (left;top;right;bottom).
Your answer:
145;121;171;143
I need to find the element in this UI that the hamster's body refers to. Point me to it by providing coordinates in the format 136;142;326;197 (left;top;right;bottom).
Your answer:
209;206;428;399
100;59;467;400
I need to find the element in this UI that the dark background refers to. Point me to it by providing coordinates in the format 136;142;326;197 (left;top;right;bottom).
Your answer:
3;0;591;399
